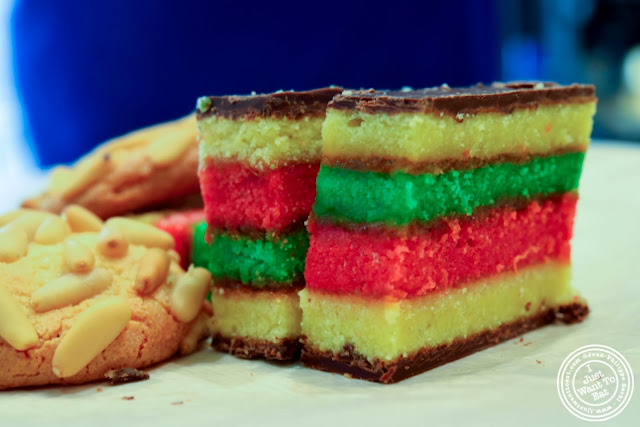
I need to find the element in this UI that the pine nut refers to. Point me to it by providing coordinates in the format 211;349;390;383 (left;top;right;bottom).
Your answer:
135;248;170;295
145;128;195;167
48;166;74;196
31;268;112;313
58;155;112;199
2;211;55;239
33;216;71;245
52;297;131;378
0;227;29;263
96;225;129;258
170;267;211;323
63;239;95;273
0;284;39;350
179;312;210;355
0;209;27;227
105;217;174;249
62;205;104;232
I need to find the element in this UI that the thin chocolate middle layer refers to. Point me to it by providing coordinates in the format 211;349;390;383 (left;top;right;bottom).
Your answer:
310;192;571;235
322;146;584;175
301;302;589;384
205;221;308;241
213;280;305;292
197;87;343;120
212;334;301;361
330;82;595;117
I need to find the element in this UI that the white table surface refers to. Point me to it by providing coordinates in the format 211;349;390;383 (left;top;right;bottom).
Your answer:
1;142;639;426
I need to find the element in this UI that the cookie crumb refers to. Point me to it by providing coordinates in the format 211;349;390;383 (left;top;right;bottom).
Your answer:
122;396;134;401
523;341;532;347
171;401;184;406
536;360;543;365
96;387;102;392
106;368;150;385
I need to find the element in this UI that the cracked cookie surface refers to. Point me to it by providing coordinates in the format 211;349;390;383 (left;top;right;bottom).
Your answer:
22;114;200;219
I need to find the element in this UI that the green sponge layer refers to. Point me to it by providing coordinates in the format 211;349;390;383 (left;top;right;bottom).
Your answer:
193;222;309;286
314;152;584;226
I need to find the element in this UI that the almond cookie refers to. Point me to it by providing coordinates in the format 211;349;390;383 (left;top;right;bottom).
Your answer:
22;115;200;219
0;206;212;390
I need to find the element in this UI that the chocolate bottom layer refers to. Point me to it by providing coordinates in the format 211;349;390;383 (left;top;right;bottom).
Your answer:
301;302;589;383
212;334;301;361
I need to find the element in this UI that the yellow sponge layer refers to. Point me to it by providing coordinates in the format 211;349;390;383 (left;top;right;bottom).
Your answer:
322;103;596;163
210;286;302;341
198;116;324;170
300;262;580;362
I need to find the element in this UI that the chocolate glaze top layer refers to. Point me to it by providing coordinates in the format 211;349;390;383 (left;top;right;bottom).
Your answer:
197;87;344;120
329;82;596;116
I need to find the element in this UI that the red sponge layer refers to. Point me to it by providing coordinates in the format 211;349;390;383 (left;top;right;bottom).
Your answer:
305;194;577;300
155;209;206;269
199;161;320;232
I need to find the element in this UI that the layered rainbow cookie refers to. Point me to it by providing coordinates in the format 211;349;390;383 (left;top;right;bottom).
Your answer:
195;88;342;360
301;82;596;382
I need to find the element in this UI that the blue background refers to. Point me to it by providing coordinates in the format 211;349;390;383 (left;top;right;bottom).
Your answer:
10;0;640;167
11;0;499;166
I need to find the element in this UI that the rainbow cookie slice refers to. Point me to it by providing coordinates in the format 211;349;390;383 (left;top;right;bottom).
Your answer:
301;82;596;383
195;88;342;360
